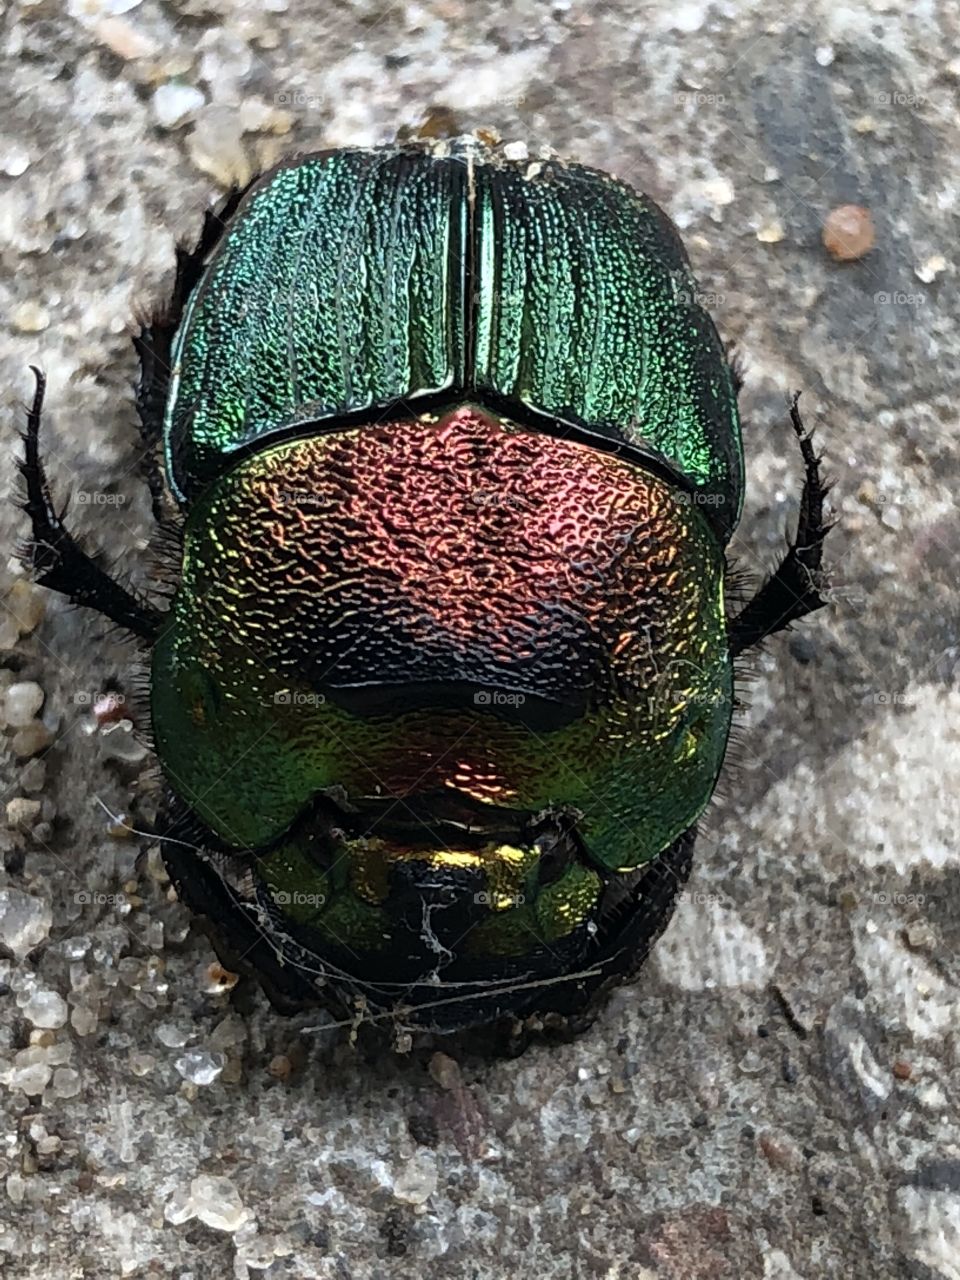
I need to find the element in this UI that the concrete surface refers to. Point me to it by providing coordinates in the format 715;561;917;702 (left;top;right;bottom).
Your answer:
0;0;957;1276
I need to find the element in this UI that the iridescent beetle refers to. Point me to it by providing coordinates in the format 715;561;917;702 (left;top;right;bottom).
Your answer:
21;138;829;1039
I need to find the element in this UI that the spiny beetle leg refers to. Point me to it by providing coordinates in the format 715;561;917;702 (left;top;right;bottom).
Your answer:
728;393;832;657
18;366;162;643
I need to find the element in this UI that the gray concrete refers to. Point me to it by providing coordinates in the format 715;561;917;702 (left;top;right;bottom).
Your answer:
0;1;956;1276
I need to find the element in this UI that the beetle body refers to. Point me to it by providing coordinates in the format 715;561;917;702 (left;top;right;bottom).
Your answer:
21;137;829;1039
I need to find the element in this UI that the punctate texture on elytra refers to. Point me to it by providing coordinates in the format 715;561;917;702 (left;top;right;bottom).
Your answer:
164;144;744;533
24;135;828;1038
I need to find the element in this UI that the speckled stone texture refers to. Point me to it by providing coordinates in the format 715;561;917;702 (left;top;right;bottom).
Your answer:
0;2;957;1277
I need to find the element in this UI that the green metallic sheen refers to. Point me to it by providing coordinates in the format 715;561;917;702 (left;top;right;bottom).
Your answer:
164;140;743;536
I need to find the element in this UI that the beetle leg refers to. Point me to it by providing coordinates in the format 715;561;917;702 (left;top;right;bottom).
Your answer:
728;393;832;657
133;182;254;519
18;367;162;642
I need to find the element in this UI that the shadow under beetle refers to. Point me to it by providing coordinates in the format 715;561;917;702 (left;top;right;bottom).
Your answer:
20;137;830;1042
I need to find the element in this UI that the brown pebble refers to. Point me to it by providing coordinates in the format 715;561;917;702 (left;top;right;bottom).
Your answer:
429;1051;463;1091
11;723;54;758
267;1054;292;1080
758;1131;799;1169
415;107;462;140
893;1060;912;1081
822;204;875;261
206;962;240;993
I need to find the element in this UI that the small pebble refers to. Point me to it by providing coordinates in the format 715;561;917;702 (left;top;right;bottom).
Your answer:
6;797;41;829
12;723;54;758
237;99;294;136
52;1067;81;1098
915;253;946;283
893;1060;913;1081
71;1004;99;1037
165;1174;250;1232
20;989;68;1029
5;580;46;635
429;1051;463;1091
11;302;50;333
8;1060;51;1097
188;106;251;186
822;204;875;261
156;1022;191;1048
3;681;44;728
151;82;206;130
503;140;529;162
0;889;52;960
19;759;46;794
205;961;239;994
94;16;158;59
0;145;30;176
757;218;785;244
392;1152;438;1206
174;1049;225;1086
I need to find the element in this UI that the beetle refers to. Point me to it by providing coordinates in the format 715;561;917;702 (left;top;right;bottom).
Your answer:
19;136;829;1041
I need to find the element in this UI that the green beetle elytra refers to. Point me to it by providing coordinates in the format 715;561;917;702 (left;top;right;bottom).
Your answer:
20;136;829;1041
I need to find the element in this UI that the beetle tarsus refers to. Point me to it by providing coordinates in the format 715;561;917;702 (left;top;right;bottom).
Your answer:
728;392;832;657
18;366;163;642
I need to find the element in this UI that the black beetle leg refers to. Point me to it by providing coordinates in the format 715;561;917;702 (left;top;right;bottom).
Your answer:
133;182;254;520
18;367;162;642
728;393;832;657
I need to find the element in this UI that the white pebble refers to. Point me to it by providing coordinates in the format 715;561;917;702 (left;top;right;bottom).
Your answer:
393;1152;438;1205
6;797;41;828
0;890;52;960
175;1049;225;1085
151;83;206;130
0;147;30;177
21;989;68;1030
11;302;50;333
52;1066;81;1097
3;681;44;727
165;1174;250;1232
